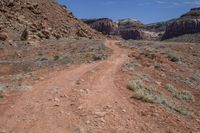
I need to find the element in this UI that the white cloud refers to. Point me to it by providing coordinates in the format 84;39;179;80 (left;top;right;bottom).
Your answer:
137;0;200;7
154;0;168;4
137;2;152;6
98;1;117;5
184;0;200;5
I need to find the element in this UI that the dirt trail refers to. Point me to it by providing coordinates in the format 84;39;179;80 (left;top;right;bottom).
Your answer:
0;40;139;133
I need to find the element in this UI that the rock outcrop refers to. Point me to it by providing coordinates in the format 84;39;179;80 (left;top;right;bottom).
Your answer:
0;32;8;41
82;18;118;35
162;8;200;40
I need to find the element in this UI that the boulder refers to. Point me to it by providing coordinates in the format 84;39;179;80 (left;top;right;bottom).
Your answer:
0;32;8;41
7;0;15;7
41;29;50;39
52;32;61;39
21;29;29;41
76;29;89;38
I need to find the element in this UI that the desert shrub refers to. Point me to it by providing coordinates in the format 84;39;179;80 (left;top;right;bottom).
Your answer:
54;55;60;61
127;80;193;116
167;52;180;62
0;95;3;100
123;63;135;72
0;89;3;100
165;84;194;102
92;54;102;61
38;51;43;56
127;80;163;103
154;63;163;69
0;92;3;99
173;107;193;116
0;84;6;91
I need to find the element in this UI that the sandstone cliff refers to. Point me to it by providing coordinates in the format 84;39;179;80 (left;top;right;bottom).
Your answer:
82;18;118;35
83;18;158;40
162;8;200;40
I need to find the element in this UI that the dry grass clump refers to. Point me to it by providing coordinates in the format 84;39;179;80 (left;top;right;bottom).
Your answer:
0;93;3;100
127;80;163;103
127;80;193;115
0;89;3;100
167;52;180;62
165;84;194;102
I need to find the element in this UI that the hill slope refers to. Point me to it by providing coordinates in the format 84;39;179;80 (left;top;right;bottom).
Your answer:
0;0;108;76
0;0;102;42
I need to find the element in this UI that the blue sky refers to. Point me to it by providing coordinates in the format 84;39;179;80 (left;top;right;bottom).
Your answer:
57;0;200;24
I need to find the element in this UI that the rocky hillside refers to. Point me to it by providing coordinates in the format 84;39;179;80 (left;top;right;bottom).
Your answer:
0;0;102;43
162;7;200;40
0;0;109;76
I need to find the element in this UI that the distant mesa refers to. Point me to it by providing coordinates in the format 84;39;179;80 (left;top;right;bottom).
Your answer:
82;18;158;40
145;19;177;33
82;18;118;35
82;7;200;42
118;18;144;29
162;7;200;41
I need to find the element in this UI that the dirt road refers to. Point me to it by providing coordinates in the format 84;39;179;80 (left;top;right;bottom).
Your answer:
0;40;136;133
